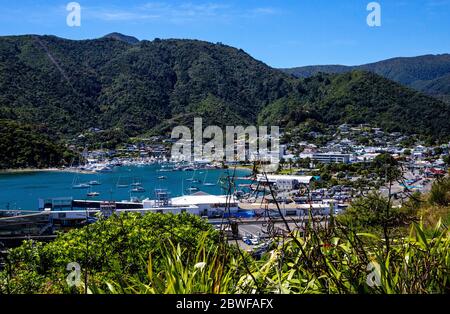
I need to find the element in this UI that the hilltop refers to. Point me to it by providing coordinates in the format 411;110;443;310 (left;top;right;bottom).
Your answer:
103;32;140;44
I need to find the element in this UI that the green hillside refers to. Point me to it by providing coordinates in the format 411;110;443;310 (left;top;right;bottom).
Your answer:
259;71;450;142
0;35;292;138
1;34;450;161
0;120;75;169
281;54;450;104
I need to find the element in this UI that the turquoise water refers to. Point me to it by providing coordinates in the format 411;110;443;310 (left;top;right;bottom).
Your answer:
0;165;251;210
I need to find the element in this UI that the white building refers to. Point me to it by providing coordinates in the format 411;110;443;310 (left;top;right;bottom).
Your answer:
256;174;314;191
312;152;351;164
170;193;239;217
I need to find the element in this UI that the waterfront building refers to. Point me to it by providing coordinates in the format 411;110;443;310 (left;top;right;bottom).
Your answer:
169;192;238;217
256;174;315;191
312;152;351;164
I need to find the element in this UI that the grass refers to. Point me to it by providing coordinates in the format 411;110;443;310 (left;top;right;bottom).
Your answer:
88;221;450;294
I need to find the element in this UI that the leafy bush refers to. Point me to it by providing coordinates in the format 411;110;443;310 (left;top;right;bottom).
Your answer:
429;177;450;206
0;212;218;293
1;213;448;294
89;221;450;294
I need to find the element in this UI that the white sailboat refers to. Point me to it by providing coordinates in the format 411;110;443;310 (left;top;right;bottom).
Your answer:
186;186;199;193
186;169;201;183
203;171;216;186
131;186;145;193
130;177;145;192
72;173;89;189
87;186;100;197
116;176;129;188
89;174;101;186
131;177;143;187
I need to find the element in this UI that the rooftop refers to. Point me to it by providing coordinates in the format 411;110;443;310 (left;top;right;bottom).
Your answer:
171;193;237;205
256;174;314;184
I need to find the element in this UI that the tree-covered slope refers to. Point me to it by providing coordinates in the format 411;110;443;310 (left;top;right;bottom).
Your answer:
0;120;75;169
1;34;450;148
282;65;351;78
259;71;450;141
411;73;450;104
281;54;450;104
0;35;131;137
0;35;293;137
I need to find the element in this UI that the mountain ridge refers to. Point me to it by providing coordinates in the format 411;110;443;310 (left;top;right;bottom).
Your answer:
281;53;450;104
0;34;449;151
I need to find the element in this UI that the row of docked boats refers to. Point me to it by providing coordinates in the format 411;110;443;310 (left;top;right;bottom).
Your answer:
70;161;228;199
75;159;221;173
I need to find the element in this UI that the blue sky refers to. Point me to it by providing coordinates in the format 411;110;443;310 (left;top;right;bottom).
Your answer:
0;0;449;68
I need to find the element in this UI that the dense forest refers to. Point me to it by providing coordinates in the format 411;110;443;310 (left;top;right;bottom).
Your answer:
258;71;450;142
0;120;75;169
281;53;450;104
0;34;292;138
1;34;450;168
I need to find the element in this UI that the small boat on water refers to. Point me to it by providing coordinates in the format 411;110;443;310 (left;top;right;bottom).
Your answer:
158;176;167;180
72;173;89;189
116;176;129;188
95;165;113;173
89;180;101;186
131;186;145;193
186;187;199;193
186;178;201;183
202;171;216;186
186;169;202;183
87;186;100;197
72;183;90;189
131;177;143;187
84;163;113;173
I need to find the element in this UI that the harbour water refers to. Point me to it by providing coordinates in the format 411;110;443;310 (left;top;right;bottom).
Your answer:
0;165;252;210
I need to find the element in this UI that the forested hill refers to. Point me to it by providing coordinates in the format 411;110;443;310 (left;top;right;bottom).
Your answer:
0;34;292;137
0;34;450;147
281;54;450;104
0;120;75;169
258;71;450;142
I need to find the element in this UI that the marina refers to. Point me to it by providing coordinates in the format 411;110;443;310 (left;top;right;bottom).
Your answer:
0;164;251;211
0;161;345;246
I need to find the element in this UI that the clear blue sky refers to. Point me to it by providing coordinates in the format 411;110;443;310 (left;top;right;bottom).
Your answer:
0;0;449;68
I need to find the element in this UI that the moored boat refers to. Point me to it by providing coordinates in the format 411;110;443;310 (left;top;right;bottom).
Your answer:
131;186;145;193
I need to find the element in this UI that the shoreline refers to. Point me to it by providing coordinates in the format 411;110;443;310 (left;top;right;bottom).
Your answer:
0;168;91;175
0;166;253;175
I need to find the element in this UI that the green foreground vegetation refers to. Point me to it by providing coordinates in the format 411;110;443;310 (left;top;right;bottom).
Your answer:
1;178;449;294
